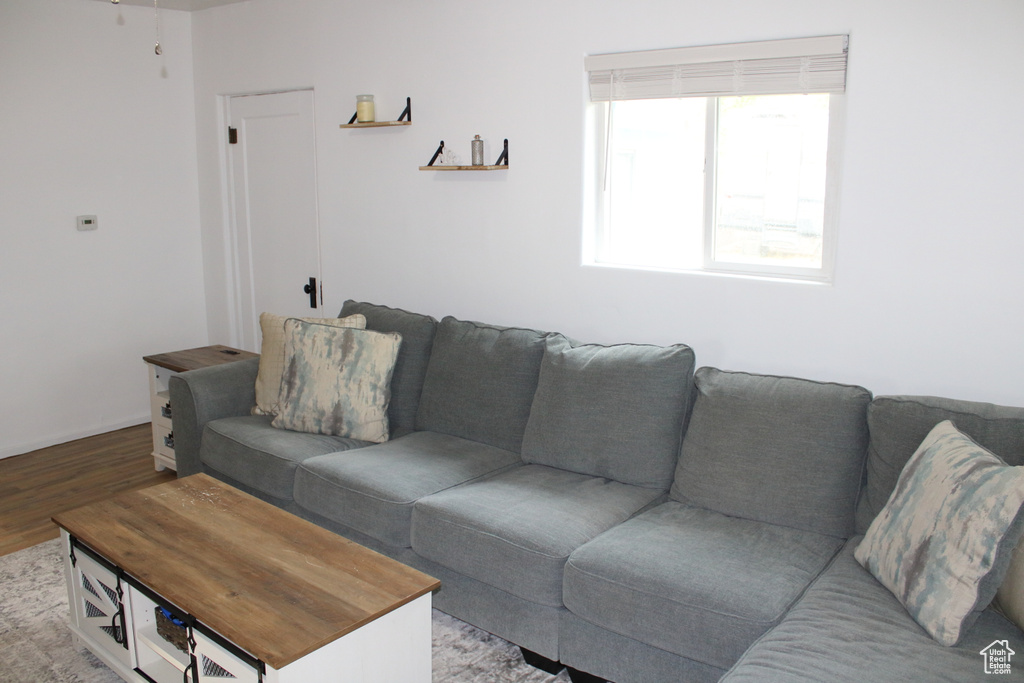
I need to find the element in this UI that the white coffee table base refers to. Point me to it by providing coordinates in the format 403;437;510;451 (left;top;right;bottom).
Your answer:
60;530;433;683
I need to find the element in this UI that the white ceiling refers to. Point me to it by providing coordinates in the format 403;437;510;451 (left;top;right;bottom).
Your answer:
87;0;250;11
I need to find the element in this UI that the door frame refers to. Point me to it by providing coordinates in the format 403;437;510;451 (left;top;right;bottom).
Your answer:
218;88;323;351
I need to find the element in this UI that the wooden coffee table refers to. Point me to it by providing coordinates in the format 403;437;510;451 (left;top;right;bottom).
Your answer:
52;474;440;683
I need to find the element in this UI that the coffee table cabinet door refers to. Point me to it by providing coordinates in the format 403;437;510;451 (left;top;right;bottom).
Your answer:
193;630;261;683
70;552;133;671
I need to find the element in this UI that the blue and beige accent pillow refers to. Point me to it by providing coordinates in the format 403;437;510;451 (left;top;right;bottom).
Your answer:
252;312;366;416
271;319;401;443
855;420;1024;645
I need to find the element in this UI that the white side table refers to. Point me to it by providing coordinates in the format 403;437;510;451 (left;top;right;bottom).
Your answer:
142;346;258;471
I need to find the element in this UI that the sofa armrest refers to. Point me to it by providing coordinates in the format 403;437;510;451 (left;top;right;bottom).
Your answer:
168;357;259;477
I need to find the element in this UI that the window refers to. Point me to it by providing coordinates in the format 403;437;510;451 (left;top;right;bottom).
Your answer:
583;36;848;282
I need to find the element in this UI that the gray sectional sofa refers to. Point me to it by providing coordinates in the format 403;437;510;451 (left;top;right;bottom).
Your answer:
168;300;1024;682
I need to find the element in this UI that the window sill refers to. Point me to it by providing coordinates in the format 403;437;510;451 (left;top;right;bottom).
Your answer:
581;260;833;286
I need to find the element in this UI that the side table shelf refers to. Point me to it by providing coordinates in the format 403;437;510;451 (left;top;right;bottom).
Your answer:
142;345;258;472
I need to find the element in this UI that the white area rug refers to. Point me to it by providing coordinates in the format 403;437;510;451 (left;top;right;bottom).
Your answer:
0;539;570;682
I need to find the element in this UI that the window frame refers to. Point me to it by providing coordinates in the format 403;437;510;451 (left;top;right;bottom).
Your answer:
702;93;845;282
583;36;848;284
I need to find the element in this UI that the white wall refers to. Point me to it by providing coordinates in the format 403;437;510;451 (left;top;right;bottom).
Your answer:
191;0;1024;407
0;0;208;457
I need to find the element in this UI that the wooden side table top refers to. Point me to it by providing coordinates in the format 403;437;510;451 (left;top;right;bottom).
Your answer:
52;474;440;670
143;345;259;373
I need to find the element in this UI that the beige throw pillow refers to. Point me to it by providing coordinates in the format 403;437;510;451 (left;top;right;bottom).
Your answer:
252;312;366;415
995;541;1024;631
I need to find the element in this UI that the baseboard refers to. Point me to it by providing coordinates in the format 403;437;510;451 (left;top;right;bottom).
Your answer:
0;416;150;460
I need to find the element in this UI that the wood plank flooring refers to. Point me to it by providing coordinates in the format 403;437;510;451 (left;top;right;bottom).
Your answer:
0;424;176;557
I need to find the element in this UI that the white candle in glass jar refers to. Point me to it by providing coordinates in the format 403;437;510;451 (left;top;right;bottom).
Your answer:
356;95;375;122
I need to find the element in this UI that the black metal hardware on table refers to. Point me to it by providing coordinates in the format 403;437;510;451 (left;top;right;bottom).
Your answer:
68;536;267;683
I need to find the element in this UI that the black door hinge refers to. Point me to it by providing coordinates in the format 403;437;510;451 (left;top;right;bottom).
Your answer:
228;127;238;144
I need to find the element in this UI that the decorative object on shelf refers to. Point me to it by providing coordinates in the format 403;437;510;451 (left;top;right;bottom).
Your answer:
441;146;461;166
471;135;484;166
420;138;509;171
356;95;375;122
341;97;413;128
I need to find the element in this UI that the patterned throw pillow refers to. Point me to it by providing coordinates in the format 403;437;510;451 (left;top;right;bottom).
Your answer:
855;420;1024;645
271;319;401;442
252;312;366;415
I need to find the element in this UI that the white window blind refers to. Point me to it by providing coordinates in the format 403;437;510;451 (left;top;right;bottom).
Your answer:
586;35;848;101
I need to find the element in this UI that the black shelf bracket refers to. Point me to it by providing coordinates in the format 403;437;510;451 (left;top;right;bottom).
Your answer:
426;140;445;167
397;97;412;122
494;138;509;166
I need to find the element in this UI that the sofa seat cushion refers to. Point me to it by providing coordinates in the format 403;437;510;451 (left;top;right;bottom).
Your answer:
563;501;843;670
720;537;1024;682
293;430;520;548
200;415;370;500
412;464;662;607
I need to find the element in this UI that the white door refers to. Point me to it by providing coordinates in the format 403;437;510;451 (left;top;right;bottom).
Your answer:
227;90;322;351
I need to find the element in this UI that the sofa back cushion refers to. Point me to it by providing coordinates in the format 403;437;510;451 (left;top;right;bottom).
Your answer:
671;368;871;538
855;395;1024;535
415;316;548;452
521;335;696;489
340;300;437;435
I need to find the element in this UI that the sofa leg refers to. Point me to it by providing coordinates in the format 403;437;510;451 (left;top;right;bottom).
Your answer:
519;647;565;675
566;667;609;683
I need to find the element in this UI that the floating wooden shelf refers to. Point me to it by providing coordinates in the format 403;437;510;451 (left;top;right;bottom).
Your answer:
421;138;508;170
341;120;412;129
340;97;411;128
419;165;508;171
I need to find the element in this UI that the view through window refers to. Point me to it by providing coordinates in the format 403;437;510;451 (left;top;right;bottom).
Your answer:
584;36;848;282
594;93;836;279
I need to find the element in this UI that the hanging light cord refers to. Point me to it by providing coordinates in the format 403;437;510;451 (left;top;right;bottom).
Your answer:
153;0;163;55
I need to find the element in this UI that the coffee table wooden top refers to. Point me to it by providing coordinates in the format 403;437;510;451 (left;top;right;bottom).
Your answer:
52;474;440;669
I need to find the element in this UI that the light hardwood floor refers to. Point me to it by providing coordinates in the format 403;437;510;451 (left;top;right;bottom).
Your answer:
0;424;176;557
